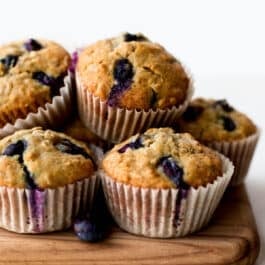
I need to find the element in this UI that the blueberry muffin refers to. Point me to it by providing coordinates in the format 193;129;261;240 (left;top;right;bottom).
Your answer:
177;98;257;143
0;39;71;128
0;127;97;233
77;33;190;110
177;98;259;185
76;33;193;143
101;128;233;237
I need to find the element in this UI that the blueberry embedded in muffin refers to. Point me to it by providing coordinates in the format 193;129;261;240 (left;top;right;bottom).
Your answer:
177;98;257;143
0;38;71;127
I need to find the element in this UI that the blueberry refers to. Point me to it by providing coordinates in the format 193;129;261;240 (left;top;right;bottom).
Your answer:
113;59;134;83
74;218;104;242
24;165;38;190
124;33;147;42
32;71;65;97
24;39;42;51
220;116;236;131
74;184;112;243
118;137;144;153
150;89;158;107
55;139;95;167
3;140;27;162
107;80;132;107
0;55;19;70
158;156;189;189
2;140;37;189
214;99;234;112
182;106;204;122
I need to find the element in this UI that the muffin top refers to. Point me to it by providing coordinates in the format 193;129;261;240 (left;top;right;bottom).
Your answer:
77;33;190;110
0;127;95;189
177;98;257;143
102;128;223;189
62;117;105;147
0;38;70;127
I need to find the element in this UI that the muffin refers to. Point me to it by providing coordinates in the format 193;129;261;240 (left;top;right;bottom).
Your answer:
100;128;233;238
75;32;193;143
0;38;72;138
62;117;106;148
177;98;259;185
0;127;98;233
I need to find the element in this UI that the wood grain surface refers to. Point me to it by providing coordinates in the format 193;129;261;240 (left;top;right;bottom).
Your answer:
0;184;259;265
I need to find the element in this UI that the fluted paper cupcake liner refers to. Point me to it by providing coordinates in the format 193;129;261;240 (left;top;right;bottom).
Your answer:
76;71;194;143
100;154;233;238
207;130;260;186
0;175;99;234
0;76;73;139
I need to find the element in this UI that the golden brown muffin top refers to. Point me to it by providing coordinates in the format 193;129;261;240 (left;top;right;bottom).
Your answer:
0;128;95;189
177;98;257;143
102;128;223;189
0;39;70;127
62;117;106;147
77;33;190;110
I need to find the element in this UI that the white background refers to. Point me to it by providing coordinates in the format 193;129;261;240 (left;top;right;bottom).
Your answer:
1;0;265;264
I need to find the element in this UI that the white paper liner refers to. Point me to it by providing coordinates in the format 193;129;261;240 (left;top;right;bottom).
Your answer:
100;154;233;238
0;175;99;234
207;130;260;186
0;76;73;139
76;71;194;143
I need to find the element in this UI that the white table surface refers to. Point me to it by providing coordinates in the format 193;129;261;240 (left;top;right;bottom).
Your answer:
1;0;265;264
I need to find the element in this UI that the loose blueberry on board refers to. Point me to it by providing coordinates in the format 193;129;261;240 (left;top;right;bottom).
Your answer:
74;185;112;243
214;99;234;112
113;59;134;83
158;156;189;189
0;55;19;70
182;106;204;122
220;116;236;131
55;139;96;167
124;33;146;42
107;80;132;107
24;39;42;51
118;137;144;153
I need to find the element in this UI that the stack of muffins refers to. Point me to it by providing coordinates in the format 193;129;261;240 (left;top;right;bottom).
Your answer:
0;33;259;239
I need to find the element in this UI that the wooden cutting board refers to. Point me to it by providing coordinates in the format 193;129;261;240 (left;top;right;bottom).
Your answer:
0;184;259;265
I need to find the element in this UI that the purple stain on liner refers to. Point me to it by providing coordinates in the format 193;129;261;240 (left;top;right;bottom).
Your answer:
29;188;46;233
69;51;79;74
174;188;189;227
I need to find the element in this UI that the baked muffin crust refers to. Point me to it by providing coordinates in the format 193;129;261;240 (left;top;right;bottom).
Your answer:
77;33;190;110
177;98;257;142
102;128;223;189
0;128;95;189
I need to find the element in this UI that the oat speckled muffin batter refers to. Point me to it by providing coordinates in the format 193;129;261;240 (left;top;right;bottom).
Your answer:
0;127;95;189
77;33;190;110
177;98;257;143
102;127;223;189
0;39;70;127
